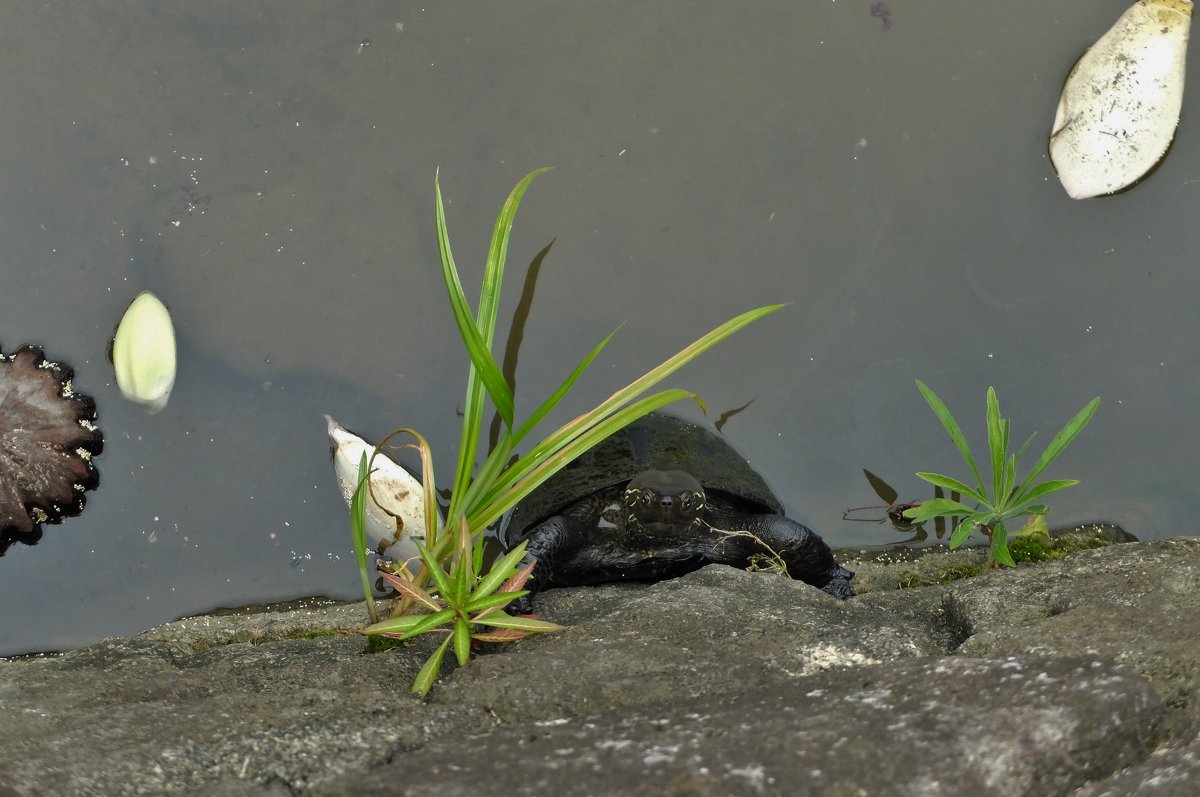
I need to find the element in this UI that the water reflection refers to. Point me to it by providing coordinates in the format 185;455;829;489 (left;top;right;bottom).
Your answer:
843;468;962;547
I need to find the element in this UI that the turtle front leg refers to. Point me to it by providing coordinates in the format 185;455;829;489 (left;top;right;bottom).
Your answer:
506;516;580;614
735;515;855;599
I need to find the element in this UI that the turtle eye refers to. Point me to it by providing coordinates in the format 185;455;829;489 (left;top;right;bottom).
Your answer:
679;493;692;511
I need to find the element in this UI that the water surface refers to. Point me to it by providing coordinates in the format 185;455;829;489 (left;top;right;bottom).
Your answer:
2;1;1197;655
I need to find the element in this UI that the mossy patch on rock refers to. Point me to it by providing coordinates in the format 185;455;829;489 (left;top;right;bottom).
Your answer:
844;523;1135;594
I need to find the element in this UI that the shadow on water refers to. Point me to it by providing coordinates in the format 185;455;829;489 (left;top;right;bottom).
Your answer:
488;239;555;453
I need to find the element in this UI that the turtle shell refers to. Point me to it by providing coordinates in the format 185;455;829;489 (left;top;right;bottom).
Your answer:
500;412;783;547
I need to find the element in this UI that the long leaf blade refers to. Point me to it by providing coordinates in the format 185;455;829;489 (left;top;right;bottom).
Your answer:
474;613;567;632
417;541;455;605
949;513;989;549
914;471;988;507
364;607;455;638
915;380;985;496
1014;478;1080;506
1013;397;1099;500
901;497;979;524
986;387;1004;503
412;636;452;697
470;389;700;530
472;540;528;600
466;590;529;614
512;325;622;445
349;453;379;625
478;306;784;512
452;617;472;666
436;174;515;513
991;521;1016;566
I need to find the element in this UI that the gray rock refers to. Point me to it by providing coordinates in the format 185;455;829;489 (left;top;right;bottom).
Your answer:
432;565;940;721
322;655;1165;797
0;536;1197;796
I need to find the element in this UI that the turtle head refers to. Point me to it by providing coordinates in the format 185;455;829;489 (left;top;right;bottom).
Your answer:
623;469;706;538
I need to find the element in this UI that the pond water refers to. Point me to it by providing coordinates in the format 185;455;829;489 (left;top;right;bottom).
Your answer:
2;1;1197;656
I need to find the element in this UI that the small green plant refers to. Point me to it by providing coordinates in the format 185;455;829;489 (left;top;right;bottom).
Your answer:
902;380;1099;567
352;168;780;695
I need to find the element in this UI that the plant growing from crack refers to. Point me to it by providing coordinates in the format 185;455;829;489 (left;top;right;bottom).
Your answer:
902;380;1099;567
350;168;781;695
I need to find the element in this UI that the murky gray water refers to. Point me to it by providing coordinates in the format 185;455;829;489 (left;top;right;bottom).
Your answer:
2;1;1197;655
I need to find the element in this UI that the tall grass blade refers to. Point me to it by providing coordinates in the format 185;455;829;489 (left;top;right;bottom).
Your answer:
473;541;528;599
914;471;988;507
990;521;1016;566
479;305;783;510
470;389;700;531
436;175;514;516
453;617;472;666
458;433;514;519
1009;478;1080;512
349;454;379;625
412;636;452;697
512;325;622;446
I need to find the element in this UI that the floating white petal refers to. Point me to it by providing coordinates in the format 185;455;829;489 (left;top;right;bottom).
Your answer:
325;415;429;563
112;291;177;413
1049;0;1193;199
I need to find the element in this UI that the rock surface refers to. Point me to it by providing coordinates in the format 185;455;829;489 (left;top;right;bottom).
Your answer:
1;535;1198;796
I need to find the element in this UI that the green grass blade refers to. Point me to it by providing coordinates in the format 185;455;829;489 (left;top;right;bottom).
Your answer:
1000;453;1016;507
512;325;622;446
1013;397;1099;500
412;635;452;697
366;607;455;639
479;306;783;510
453;617;472;666
417;541;455;605
991;521;1016;566
473;613;567;632
986;387;1004;502
916;380;985;496
470;389;700;531
572;305;784;434
379;570;442;613
349;453;379;625
1008;479;1080;511
448;517;473;606
436;175;515;516
914;471;988;506
458;432;514;520
1012;431;1037;470
466;589;529;614
362;613;427;635
446;167;550;509
949;513;989;549
901;497;980;524
472;540;528;599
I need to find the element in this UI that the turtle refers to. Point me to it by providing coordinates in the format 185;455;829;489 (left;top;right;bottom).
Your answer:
500;412;854;612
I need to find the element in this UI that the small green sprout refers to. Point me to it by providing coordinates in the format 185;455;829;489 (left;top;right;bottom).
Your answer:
902;380;1099;567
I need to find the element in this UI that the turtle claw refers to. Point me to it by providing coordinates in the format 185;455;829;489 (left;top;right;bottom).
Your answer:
820;566;855;600
507;594;535;616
